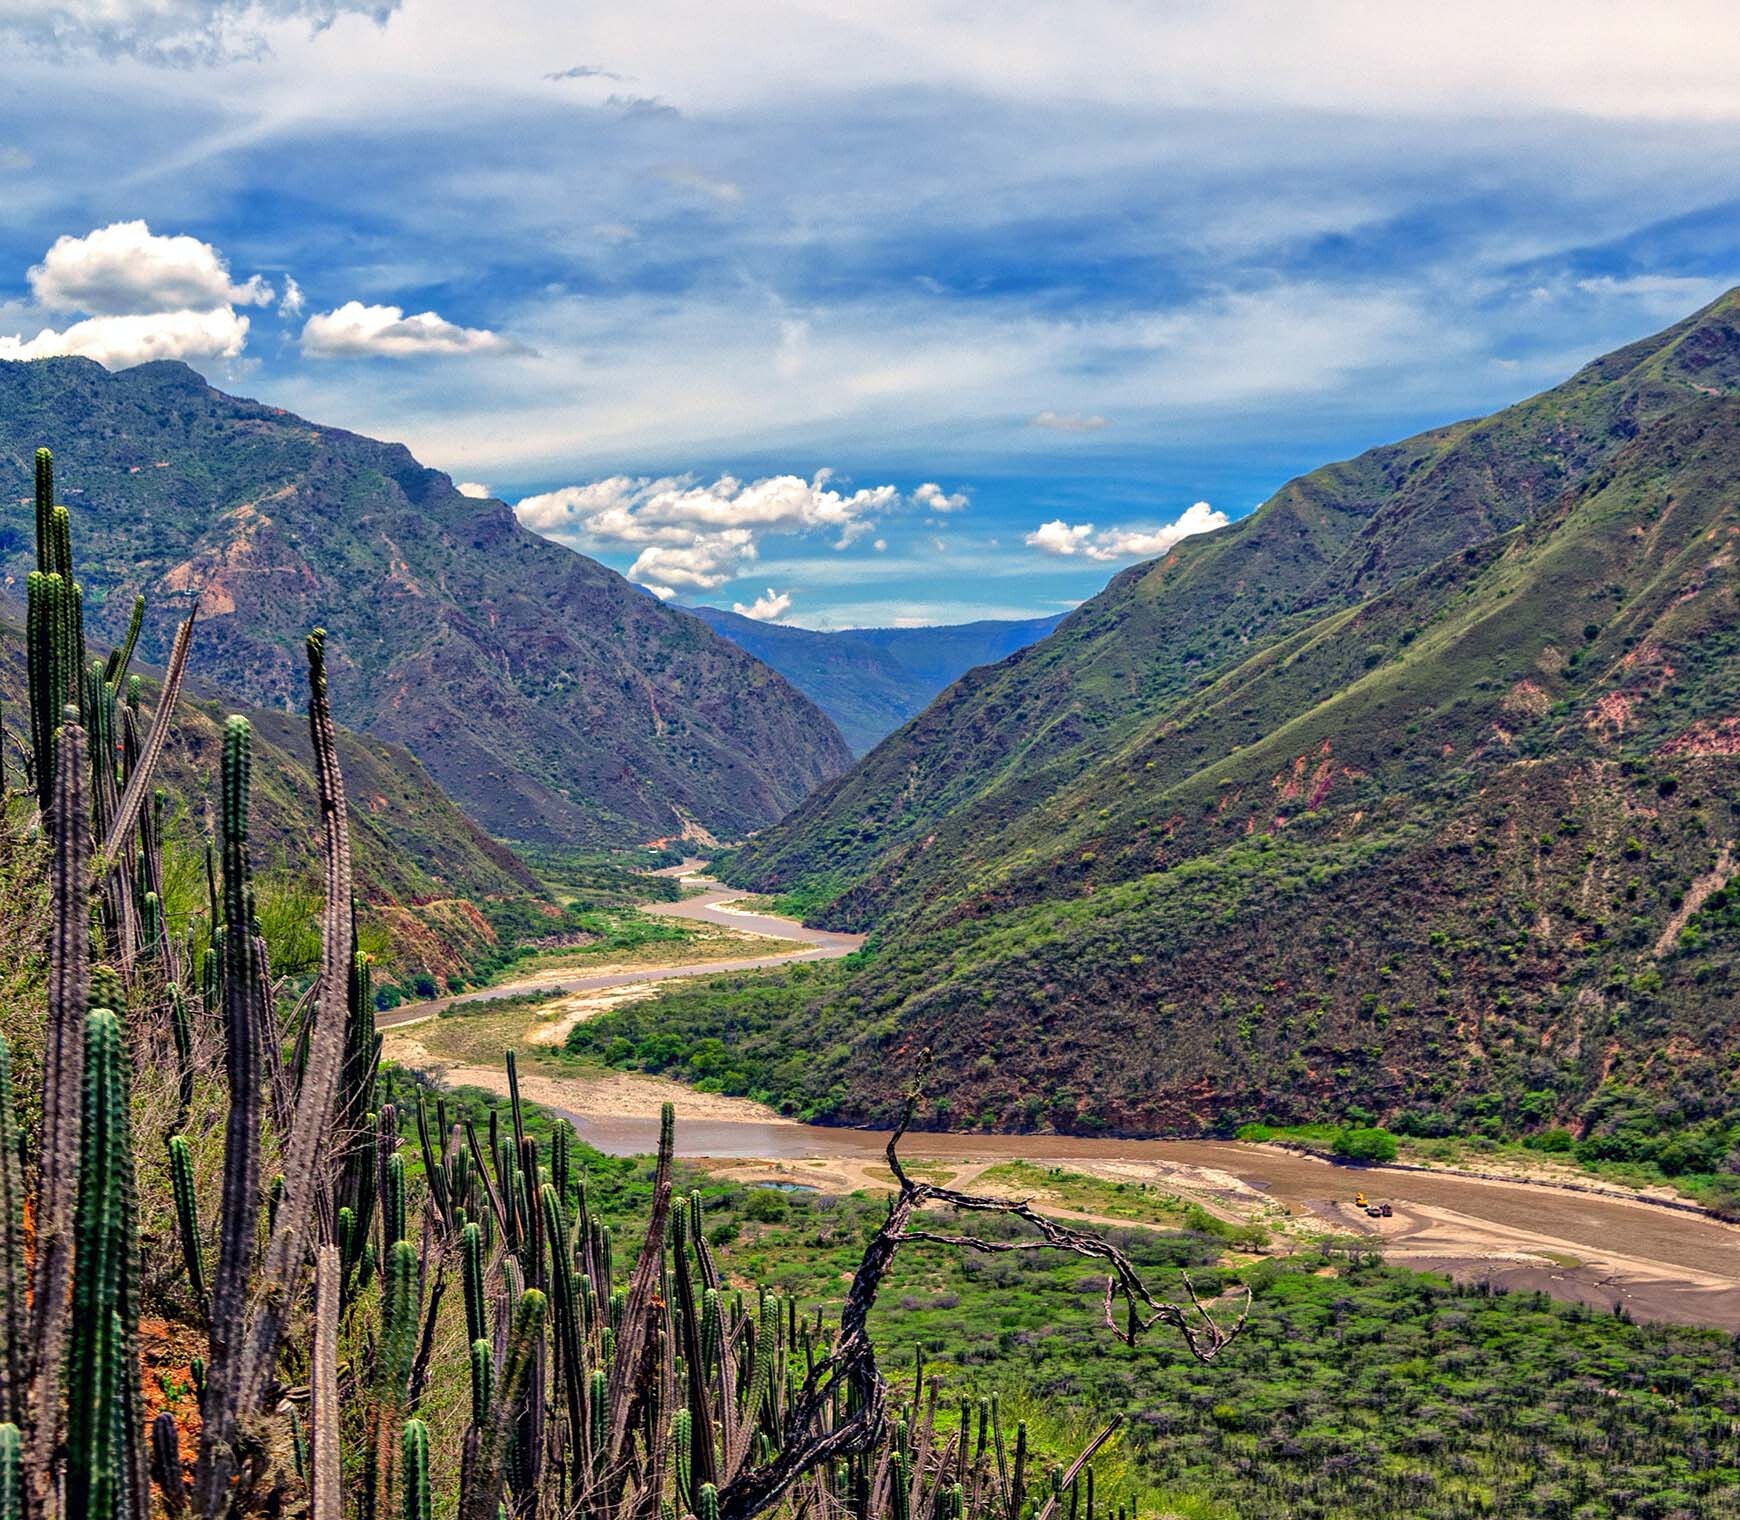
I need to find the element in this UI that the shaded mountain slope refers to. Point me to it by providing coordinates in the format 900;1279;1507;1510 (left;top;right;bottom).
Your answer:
685;606;1061;753
0;358;851;845
0;622;538;907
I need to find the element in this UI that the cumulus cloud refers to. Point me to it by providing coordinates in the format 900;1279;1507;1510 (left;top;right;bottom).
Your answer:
516;470;900;590
734;587;793;621
1;0;397;65
0;307;250;368
300;301;516;358
1030;410;1107;432
912;482;969;513
455;481;492;498
1025;501;1229;562
0;221;274;369
30;221;272;315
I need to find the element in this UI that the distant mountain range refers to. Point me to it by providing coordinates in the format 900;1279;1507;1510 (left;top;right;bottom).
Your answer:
699;288;1740;1137
685;606;1063;753
0;359;851;847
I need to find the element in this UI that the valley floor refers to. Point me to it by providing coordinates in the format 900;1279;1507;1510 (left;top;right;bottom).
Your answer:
380;871;1740;1333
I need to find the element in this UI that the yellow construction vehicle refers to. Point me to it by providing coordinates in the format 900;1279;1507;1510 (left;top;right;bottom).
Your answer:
1354;1190;1367;1209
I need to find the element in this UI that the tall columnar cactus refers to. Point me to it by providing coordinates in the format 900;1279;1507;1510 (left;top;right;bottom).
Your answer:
401;1420;432;1520
168;983;195;1122
33;448;52;573
0;1423;20;1520
203;716;262;1447
27;716;89;1512
167;1134;208;1319
460;1289;545;1520
64;1008;138;1520
311;1246;342;1520
0;1039;26;1431
462;1221;487;1347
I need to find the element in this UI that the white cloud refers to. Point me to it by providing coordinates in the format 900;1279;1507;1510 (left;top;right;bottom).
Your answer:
1;0;396;65
300;301;515;358
30;221;272;314
278;275;305;318
643;583;677;600
1024;520;1096;557
912;482;969;512
1025;501;1229;562
1030;410;1107;432
734;587;792;621
0;307;250;368
455;480;492;498
515;470;899;590
0;221;272;370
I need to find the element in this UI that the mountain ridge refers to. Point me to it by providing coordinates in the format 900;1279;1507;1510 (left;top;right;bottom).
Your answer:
0;357;853;847
684;605;1062;753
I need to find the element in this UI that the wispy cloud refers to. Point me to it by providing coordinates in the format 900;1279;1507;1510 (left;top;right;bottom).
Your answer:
1030;411;1106;432
656;164;743;204
544;63;625;82
1;0;397;65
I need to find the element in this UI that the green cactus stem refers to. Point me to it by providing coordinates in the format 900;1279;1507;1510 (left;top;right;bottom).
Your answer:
401;1418;432;1520
65;1008;135;1520
167;1134;208;1319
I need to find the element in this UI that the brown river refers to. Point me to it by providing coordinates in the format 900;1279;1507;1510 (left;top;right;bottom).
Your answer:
384;872;1740;1331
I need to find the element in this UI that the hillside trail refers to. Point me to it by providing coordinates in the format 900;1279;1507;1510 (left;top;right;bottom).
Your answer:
378;865;1740;1331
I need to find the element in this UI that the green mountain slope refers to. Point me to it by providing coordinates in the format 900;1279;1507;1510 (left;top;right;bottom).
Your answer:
0;358;852;846
723;288;1740;923
612;294;1740;1140
684;606;1061;753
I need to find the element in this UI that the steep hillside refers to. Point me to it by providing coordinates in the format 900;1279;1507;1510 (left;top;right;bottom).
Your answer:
685;606;1060;753
0;359;852;845
0;620;538;907
723;288;1740;921
588;293;1740;1140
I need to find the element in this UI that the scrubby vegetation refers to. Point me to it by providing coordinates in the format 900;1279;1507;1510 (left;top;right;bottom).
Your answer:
0;448;1250;1520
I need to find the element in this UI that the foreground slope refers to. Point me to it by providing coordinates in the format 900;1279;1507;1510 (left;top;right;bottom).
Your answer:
686;606;1061;753
0;358;851;845
633;294;1740;1136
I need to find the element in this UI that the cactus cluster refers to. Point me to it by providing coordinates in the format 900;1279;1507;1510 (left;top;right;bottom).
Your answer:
0;446;1239;1520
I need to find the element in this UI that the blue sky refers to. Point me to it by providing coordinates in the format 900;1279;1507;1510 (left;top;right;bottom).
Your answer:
2;2;1738;627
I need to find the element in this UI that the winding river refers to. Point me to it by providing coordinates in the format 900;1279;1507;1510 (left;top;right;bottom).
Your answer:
381;872;1740;1331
